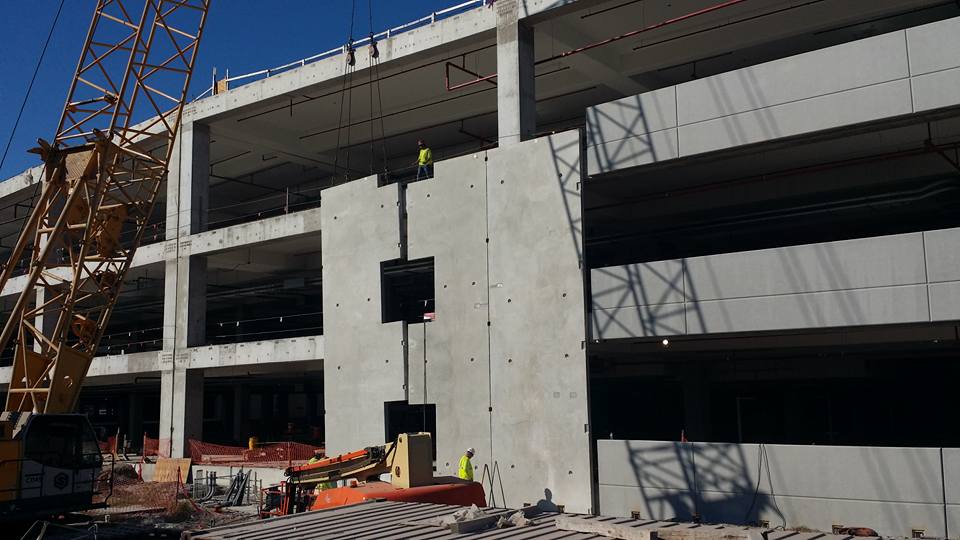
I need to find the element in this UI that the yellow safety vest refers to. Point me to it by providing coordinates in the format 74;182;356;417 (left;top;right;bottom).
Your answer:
458;455;473;481
418;148;433;165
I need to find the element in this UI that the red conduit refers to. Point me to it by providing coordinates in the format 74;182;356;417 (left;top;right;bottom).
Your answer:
446;0;752;91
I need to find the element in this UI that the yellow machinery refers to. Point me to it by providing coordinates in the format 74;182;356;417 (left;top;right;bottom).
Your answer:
0;0;209;519
262;433;486;516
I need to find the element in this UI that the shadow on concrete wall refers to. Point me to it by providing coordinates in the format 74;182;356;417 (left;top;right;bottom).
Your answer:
587;94;671;171
592;236;877;339
625;440;784;526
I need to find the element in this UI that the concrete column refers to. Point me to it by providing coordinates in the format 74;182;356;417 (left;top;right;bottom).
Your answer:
496;0;535;146
158;367;204;458
166;121;210;239
163;256;207;349
159;122;209;456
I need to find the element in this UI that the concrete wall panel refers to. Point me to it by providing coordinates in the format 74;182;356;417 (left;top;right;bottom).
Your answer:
943;448;960;504
676;32;908;126
586;88;677;145
586;16;960;176
906;16;960;75
599;440;953;537
322;176;406;455
683;233;925;301
588;129;680;175
922;227;960;283
406;152;492;479
591;230;951;339
592;261;686;310
677;80;913;157
591;303;686;339
911;68;960;113
486;132;592;513
687;284;928;334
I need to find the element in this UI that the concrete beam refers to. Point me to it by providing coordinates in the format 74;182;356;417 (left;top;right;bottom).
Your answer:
174;207;322;258
0;242;163;298
496;0;535;146
184;334;323;370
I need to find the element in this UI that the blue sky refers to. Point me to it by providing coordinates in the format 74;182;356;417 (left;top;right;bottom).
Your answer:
0;0;459;179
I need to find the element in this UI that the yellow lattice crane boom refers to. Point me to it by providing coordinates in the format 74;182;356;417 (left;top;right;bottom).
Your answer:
0;0;210;518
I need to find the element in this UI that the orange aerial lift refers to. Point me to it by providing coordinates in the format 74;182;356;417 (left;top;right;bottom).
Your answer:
261;433;486;517
0;0;209;519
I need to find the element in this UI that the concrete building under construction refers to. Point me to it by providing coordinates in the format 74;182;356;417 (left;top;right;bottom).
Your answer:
2;0;960;535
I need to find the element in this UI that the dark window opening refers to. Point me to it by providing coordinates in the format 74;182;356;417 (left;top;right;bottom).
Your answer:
589;342;960;447
381;258;435;324
586;173;960;268
384;400;437;459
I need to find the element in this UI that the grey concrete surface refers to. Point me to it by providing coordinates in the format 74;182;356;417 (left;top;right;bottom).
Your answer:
182;5;497;124
177;207;322;257
592;228;960;339
404;132;592;512
159;365;204;458
586;15;960;175
321;175;406;456
597;439;957;538
486;131;592;513
496;1;536;145
406;152;492;483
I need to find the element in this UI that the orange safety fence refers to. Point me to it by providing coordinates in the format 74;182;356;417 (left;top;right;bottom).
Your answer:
93;462;233;528
143;433;171;458
188;439;324;467
98;434;118;455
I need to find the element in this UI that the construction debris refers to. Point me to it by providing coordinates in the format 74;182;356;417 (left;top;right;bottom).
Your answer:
555;515;659;540
497;509;535;528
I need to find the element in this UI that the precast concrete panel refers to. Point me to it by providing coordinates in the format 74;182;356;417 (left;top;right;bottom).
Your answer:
598;440;953;537
686;284;929;334
682;233;926;301
586;16;960;176
322;176;405;455
591;231;944;338
406;153;493;480
675;31;909;126
485;131;592;513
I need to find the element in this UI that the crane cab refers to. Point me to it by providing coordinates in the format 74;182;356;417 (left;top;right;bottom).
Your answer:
0;412;104;519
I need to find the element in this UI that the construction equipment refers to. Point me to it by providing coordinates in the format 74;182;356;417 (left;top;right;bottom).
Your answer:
260;433;486;517
0;0;209;519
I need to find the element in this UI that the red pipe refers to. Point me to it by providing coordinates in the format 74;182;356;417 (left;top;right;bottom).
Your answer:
535;0;751;66
445;61;498;91
446;0;751;91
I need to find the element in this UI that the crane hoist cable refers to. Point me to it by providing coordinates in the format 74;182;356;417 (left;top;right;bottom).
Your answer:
0;0;65;175
332;0;359;184
368;0;389;175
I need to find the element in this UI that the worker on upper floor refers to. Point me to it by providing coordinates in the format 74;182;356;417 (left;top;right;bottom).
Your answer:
458;447;475;481
415;139;433;180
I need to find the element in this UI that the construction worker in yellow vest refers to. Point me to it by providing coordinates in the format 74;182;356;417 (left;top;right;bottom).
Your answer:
458;447;475;481
415;139;433;180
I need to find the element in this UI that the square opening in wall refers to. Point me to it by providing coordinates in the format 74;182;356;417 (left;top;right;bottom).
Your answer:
381;257;435;323
384;400;437;458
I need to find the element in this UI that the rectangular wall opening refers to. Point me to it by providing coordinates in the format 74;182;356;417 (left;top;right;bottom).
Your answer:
381;257;435;324
384;400;437;458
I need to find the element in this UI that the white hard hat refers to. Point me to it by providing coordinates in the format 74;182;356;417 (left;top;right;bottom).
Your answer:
466;447;475;454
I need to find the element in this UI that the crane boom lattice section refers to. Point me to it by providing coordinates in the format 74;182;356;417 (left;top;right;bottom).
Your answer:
0;0;210;415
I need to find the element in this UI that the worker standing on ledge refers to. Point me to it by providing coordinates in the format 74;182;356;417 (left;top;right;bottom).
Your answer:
458;447;475;481
415;139;433;179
